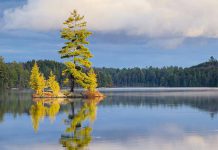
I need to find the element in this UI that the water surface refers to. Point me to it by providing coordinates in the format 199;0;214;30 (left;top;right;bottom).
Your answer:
1;88;218;150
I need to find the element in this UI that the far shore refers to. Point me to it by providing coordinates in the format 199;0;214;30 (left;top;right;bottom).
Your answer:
7;87;218;92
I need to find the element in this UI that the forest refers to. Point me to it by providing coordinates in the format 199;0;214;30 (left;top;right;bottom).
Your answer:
1;56;218;89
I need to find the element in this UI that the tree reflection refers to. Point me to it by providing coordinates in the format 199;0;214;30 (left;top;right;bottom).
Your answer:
47;100;61;123
60;97;103;150
29;101;46;132
29;98;62;132
29;96;104;149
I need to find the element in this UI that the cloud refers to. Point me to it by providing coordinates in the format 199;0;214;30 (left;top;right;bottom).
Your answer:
2;0;218;39
90;124;218;150
90;134;218;150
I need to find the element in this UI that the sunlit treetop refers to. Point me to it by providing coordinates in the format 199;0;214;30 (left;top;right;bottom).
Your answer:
59;10;98;92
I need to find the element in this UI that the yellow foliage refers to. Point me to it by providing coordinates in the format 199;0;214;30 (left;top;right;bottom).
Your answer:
87;69;98;92
61;97;104;150
37;74;46;95
47;71;60;96
29;101;46;132
64;62;98;91
59;10;99;92
47;101;60;122
29;100;61;132
29;62;46;95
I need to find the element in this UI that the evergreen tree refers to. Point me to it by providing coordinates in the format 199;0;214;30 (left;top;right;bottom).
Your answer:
29;62;46;95
29;62;41;93
0;57;8;88
47;71;60;96
87;69;98;92
38;74;46;95
59;10;95;92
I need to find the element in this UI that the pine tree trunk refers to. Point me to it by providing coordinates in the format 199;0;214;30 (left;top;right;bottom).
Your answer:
70;75;75;93
68;102;75;120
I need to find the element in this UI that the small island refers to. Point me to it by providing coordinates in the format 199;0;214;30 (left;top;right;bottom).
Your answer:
29;10;104;99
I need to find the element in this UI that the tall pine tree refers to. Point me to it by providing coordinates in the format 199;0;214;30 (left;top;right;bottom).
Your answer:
59;10;97;92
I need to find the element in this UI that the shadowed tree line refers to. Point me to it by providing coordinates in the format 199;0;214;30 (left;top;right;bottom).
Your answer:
1;56;218;88
1;90;218;123
0;90;32;122
100;94;218;117
0;57;65;89
0;90;72;123
96;56;218;87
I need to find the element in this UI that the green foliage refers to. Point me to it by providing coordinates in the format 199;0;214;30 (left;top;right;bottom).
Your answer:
94;57;218;87
59;10;97;92
2;56;218;89
0;58;66;89
0;57;9;88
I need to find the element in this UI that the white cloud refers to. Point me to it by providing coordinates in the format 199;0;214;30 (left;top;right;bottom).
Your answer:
2;0;218;39
89;124;218;150
90;134;218;150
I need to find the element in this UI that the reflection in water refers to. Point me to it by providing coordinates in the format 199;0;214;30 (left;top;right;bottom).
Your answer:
47;100;61;122
101;93;218;117
0;90;32;122
29;101;46;132
29;98;62;132
28;97;103;149
2;90;218;150
89;134;218;150
60;97;103;150
2;90;218;123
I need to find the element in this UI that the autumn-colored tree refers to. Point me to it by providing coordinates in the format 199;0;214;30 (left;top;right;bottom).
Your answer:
38;74;46;95
47;71;60;96
59;10;97;92
29;62;40;91
87;69;98;92
29;62;46;95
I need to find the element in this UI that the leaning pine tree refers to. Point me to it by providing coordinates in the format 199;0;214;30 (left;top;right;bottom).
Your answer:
59;10;99;95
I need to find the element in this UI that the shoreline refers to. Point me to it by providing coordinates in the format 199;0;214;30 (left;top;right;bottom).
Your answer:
6;87;218;92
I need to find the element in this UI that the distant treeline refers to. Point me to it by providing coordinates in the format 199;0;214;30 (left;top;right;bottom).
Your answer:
0;57;65;88
1;56;218;88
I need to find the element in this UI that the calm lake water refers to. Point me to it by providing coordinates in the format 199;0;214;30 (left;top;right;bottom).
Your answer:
1;88;218;150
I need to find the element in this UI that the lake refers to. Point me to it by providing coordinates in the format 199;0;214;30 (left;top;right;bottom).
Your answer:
1;88;218;150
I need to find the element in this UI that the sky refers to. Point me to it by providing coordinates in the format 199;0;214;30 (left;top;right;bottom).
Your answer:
1;0;218;68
